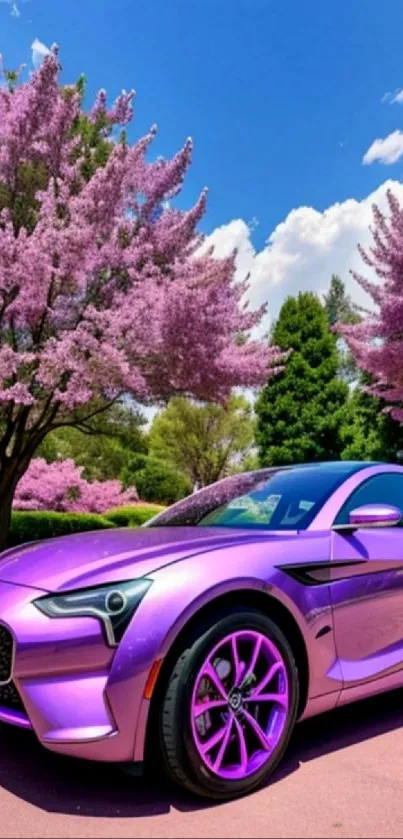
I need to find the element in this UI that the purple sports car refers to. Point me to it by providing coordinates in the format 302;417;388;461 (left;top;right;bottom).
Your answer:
0;461;402;800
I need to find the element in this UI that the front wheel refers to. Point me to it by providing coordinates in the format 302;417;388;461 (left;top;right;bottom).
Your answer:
159;608;299;800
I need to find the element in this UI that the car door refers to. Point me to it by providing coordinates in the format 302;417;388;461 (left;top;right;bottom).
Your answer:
330;472;403;703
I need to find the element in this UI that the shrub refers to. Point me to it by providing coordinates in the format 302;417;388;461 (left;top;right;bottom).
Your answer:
132;464;191;505
122;455;192;505
106;503;165;527
9;510;114;547
122;453;149;474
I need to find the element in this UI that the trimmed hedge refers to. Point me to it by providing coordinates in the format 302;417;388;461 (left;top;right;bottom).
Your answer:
8;504;165;548
9;510;114;547
105;503;165;527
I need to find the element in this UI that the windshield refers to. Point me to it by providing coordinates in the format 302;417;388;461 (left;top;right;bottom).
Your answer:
147;463;365;531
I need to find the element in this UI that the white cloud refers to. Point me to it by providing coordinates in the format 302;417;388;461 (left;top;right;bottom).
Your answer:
383;89;403;105
140;180;403;419
31;38;51;70
203;179;403;334
201;218;256;282
363;130;403;165
0;0;20;16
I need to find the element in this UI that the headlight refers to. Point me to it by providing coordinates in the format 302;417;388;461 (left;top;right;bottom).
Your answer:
34;579;152;646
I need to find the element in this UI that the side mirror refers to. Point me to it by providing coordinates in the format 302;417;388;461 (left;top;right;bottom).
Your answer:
333;503;402;532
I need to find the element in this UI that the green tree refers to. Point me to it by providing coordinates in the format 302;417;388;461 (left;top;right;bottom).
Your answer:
148;395;255;487
323;275;361;382
229;451;260;474
38;403;148;481
121;454;192;505
341;372;403;463
323;275;360;326
255;292;349;466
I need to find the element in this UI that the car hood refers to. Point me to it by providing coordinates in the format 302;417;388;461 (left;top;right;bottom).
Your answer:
0;526;295;593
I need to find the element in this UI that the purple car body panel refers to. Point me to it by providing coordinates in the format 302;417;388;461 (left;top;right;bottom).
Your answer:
0;461;402;769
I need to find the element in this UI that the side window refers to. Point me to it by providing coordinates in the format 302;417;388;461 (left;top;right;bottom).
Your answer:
334;473;403;526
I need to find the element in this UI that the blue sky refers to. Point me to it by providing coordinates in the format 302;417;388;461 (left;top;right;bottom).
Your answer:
2;0;403;321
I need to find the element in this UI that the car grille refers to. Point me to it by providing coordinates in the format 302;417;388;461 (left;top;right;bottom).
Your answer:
0;626;27;719
0;624;13;683
0;680;25;714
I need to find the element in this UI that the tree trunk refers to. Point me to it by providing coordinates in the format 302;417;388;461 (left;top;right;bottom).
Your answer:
0;453;35;553
0;486;16;553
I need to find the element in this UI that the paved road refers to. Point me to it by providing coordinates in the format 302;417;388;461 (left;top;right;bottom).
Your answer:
1;689;403;839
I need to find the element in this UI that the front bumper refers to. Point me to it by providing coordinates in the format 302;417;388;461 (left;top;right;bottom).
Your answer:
0;580;150;762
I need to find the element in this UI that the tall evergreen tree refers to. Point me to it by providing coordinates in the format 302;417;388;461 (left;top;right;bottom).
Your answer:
255;292;349;465
323;275;360;383
323;274;360;326
341;372;403;464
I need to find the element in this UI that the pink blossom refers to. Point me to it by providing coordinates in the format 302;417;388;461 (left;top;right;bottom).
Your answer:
0;52;283;548
90;87;135;127
338;190;403;421
0;52;281;418
14;458;138;514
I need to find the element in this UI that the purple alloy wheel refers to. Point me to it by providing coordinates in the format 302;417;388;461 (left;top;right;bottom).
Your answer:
190;630;289;781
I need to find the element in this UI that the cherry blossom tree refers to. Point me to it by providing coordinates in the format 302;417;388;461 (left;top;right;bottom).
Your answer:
13;458;138;513
0;48;282;547
338;190;403;423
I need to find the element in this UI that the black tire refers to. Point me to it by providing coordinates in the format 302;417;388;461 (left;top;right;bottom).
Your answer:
159;607;299;800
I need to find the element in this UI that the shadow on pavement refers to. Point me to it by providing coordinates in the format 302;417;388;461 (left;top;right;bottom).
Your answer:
1;687;403;818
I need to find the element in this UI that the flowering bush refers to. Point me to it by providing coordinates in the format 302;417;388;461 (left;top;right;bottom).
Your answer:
13;458;138;514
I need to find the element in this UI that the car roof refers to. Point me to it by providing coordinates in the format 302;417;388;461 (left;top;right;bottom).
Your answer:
248;461;384;478
308;461;403;530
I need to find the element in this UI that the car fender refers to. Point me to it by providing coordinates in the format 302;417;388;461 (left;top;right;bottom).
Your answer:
125;542;337;762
